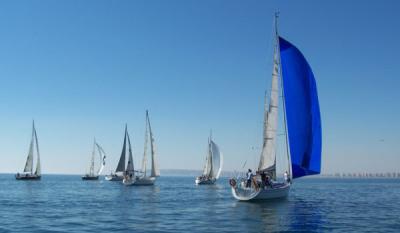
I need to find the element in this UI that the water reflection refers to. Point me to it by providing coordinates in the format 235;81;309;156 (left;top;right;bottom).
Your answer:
231;198;289;232
287;197;324;232
6;176;396;232
229;192;325;232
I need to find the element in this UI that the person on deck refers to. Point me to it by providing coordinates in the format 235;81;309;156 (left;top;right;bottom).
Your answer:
265;175;272;188
246;169;253;188
284;171;289;183
261;172;268;188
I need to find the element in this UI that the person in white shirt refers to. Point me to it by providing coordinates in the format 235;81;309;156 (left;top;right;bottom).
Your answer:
284;171;289;183
246;169;253;188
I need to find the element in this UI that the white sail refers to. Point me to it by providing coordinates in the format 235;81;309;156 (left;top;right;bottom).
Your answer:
208;140;214;178
210;140;223;179
202;139;212;176
126;131;134;173
202;152;209;176
141;114;149;176
96;143;106;175
88;139;96;176
115;126;127;172
34;124;41;176
35;125;42;176
23;123;35;174
21;121;41;176
148;112;160;177
258;48;279;176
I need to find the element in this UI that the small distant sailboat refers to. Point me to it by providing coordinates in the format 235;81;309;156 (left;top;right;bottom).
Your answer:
123;110;160;186
122;126;135;186
195;133;223;185
230;14;322;201
105;125;132;181
16;121;41;180
82;139;106;180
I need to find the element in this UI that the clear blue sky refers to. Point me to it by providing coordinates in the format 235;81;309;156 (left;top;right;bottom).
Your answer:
0;0;399;174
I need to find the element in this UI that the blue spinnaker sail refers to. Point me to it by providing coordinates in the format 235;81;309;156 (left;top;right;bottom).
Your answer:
279;37;322;179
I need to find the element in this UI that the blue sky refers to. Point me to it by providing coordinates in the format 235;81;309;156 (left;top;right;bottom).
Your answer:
0;0;399;174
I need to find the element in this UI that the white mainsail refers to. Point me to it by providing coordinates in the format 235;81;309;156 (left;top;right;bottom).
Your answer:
34;125;41;176
202;154;209;176
141;114;149;176
23;123;35;173
148;111;160;177
200;136;223;180
23;121;40;175
202;140;212;176
139;111;159;177
258;48;280;177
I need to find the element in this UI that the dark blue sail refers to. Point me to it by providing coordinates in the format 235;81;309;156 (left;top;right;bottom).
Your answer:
279;37;322;179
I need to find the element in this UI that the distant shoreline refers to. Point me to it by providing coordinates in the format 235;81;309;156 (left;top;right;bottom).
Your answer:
2;169;400;178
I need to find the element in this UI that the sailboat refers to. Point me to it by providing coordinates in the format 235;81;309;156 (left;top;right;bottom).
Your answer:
124;110;160;186
105;125;133;181
195;133;223;185
16;121;41;180
82;138;106;180
230;14;322;201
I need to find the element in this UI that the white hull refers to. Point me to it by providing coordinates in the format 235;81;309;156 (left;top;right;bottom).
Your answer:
133;176;156;186
231;182;290;201
195;177;216;185
122;176;135;186
105;174;123;181
123;176;156;186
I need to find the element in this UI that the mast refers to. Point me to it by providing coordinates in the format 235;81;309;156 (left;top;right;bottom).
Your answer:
275;13;293;181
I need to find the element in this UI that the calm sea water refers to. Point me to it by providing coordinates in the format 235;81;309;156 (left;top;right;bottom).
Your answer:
0;174;399;232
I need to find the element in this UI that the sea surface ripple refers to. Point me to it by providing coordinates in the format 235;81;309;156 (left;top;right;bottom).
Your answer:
0;175;399;232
